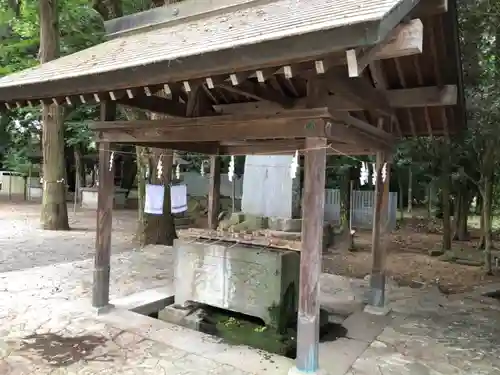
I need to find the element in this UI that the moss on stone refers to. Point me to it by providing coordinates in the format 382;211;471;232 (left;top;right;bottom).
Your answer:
211;313;296;357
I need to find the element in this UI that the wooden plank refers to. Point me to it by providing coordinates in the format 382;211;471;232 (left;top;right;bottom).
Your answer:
296;137;327;373
213;85;458;114
133;141;220;154
95;118;327;142
376;19;424;60
90;108;330;130
184;228;303;252
207;156;221;230
92;101;116;309
92;109;332;142
392;85;456;108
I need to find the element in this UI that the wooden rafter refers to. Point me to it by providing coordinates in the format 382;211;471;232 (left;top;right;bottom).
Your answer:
218;81;293;108
393;58;417;137
430;16;450;138
117;95;187;117
412;56;433;135
369;61;402;137
346;19;423;78
212;85;458;115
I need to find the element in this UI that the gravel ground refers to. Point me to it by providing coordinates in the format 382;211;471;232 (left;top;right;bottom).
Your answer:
0;201;138;272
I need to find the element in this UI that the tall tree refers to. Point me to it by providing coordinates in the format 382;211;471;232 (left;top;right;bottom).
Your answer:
39;0;69;230
93;0;178;245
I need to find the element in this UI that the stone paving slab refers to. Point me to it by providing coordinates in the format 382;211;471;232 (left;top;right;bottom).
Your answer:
342;311;392;343
319;338;369;375
1;243;500;375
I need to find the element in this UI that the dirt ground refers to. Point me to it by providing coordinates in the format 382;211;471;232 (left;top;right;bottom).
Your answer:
1;199;498;294
323;217;500;294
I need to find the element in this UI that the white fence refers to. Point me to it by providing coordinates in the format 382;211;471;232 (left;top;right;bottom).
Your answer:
325;189;397;230
184;173;397;230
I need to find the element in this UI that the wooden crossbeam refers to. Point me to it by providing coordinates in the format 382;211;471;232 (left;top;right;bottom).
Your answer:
327;119;392;151
133;142;220;154
91;108;333;143
129;140;375;155
325;70;392;117
331;113;396;145
213;86;457;115
347;19;423;77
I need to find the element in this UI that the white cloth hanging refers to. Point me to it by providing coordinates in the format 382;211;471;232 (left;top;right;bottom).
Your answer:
171;184;188;214
144;184;165;215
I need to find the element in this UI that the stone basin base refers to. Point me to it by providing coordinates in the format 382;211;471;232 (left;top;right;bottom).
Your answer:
174;238;299;330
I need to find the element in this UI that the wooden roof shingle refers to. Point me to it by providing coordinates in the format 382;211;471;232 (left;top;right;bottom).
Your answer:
0;0;418;102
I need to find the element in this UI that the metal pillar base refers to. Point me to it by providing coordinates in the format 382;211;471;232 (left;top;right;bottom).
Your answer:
288;367;329;375
92;304;115;316
363;304;391;316
368;272;386;308
92;266;111;308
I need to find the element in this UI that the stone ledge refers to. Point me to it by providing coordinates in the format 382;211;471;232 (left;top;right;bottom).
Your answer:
111;286;174;316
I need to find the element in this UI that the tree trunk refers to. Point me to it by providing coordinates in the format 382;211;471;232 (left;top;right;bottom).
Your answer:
475;194;482;215
442;180;452;250
339;169;350;234
136;146;147;243
120;154;137;195
407;167;412;214
398;172;404;221
74;148;82;204
137;147;177;246
478;202;485;250
483;178;493;274
92;0;122;20
427;182;433;219
39;0;69;231
453;185;470;241
441;144;452;250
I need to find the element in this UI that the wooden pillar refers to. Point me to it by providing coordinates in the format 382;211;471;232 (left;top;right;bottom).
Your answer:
92;101;116;309
207;155;221;230
369;151;391;308
295;137;327;374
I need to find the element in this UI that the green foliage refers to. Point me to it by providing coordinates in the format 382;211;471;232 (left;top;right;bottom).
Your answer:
0;0;108;170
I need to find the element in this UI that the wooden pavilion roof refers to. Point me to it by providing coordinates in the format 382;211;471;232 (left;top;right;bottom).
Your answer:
0;0;464;155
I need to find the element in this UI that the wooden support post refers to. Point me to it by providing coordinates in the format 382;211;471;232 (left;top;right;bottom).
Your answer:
74;149;81;213
368;151;391;310
92;101;116;310
295;137;327;374
207;155;221;230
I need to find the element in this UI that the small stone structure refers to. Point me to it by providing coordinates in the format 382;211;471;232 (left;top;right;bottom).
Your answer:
174;239;299;330
80;187;127;209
